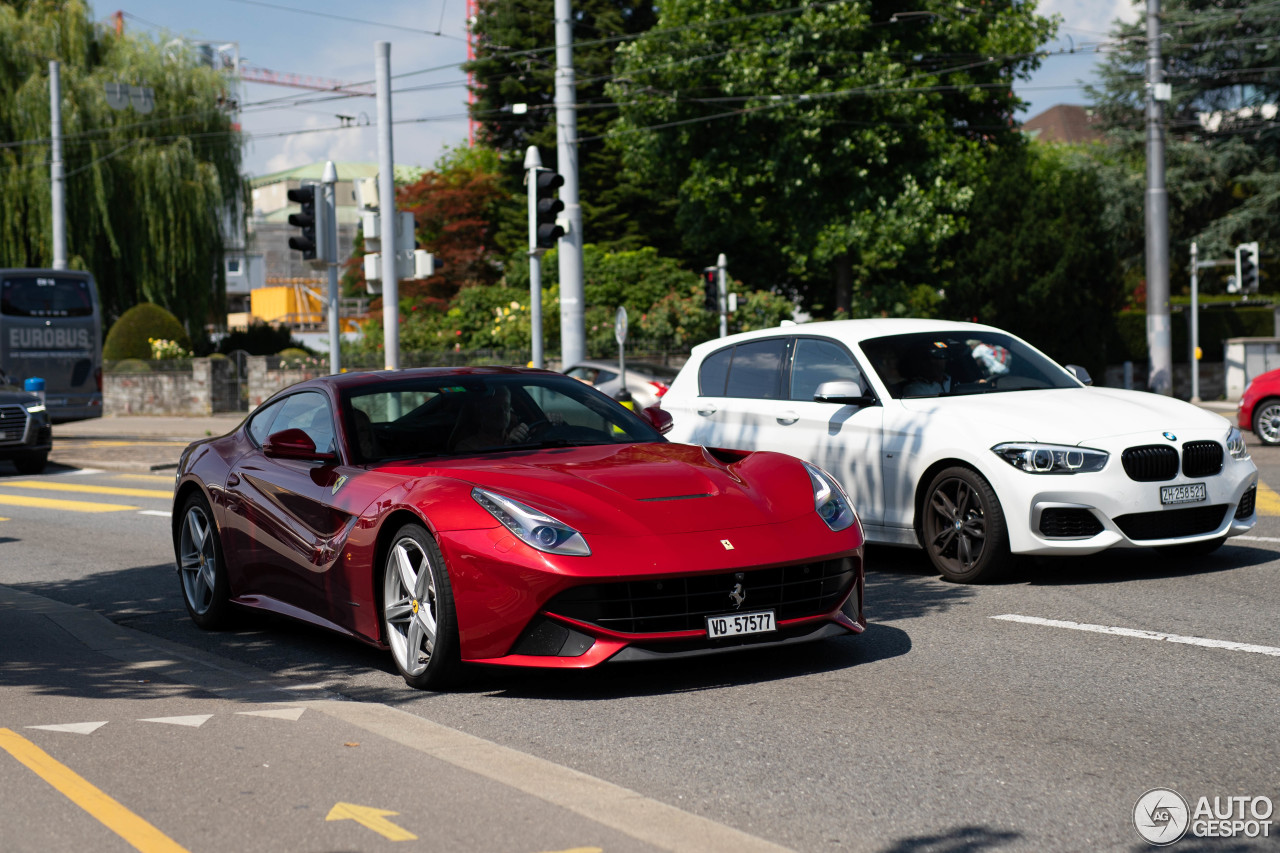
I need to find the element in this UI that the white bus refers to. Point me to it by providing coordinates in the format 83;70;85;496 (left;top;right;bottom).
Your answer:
0;269;103;422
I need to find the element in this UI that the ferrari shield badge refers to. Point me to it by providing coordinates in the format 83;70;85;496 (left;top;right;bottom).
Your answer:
331;474;348;495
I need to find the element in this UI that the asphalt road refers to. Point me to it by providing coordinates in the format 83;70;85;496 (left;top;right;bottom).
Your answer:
0;426;1277;851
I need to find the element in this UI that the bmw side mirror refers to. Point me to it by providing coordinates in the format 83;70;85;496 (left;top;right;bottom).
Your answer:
814;380;876;407
1065;364;1093;386
263;428;338;463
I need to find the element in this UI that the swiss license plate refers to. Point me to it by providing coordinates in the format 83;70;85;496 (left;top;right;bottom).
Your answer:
1161;482;1207;505
706;610;776;639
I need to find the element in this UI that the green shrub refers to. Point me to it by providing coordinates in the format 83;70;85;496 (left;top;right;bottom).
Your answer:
111;358;152;373
103;304;190;361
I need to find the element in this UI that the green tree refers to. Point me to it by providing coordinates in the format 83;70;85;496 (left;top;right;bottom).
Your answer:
465;0;683;261
1089;0;1280;289
946;144;1124;377
605;0;1055;315
0;1;244;337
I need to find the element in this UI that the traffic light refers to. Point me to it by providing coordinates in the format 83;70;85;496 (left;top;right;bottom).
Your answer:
287;183;331;263
534;170;565;249
1236;241;1260;294
703;270;718;311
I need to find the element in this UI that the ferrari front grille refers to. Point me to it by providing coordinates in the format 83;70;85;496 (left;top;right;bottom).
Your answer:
1181;441;1223;478
1038;508;1104;538
0;405;26;443
545;558;857;634
1121;445;1179;482
1114;505;1228;541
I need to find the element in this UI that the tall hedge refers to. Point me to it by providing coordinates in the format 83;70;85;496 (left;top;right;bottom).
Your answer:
1109;307;1275;364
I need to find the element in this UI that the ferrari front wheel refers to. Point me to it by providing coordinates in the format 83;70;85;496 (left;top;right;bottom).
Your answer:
381;523;461;690
920;466;1012;584
176;492;232;629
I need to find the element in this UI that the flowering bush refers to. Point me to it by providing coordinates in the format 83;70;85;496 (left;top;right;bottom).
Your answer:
149;337;192;359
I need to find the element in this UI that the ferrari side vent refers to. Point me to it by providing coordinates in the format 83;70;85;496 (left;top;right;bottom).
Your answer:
0;405;26;443
1181;440;1223;478
1114;505;1228;541
1121;445;1179;482
546;558;857;635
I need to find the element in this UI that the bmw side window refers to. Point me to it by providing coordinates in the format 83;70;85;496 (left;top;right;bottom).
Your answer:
699;348;732;396
726;338;787;399
790;338;865;402
267;392;336;454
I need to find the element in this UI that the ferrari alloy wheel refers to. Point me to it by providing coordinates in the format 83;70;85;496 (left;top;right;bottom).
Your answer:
176;492;232;629
921;466;1012;584
382;523;460;689
1253;400;1280;445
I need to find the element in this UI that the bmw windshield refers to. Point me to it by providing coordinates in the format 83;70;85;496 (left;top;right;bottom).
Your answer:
860;332;1082;400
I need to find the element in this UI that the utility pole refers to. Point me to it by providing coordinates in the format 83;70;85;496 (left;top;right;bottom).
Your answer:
717;253;728;339
1145;0;1172;395
322;161;341;375
49;61;66;270
375;42;399;371
554;0;584;369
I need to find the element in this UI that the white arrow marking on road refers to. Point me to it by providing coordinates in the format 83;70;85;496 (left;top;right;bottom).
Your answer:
236;708;305;721
139;715;213;728
992;614;1280;657
27;721;109;735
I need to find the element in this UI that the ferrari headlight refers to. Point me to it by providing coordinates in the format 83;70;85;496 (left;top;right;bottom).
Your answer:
472;487;591;556
1226;427;1250;460
803;461;857;532
992;442;1108;474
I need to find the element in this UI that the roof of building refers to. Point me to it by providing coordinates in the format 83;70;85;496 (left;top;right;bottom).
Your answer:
249;162;427;188
1020;104;1104;144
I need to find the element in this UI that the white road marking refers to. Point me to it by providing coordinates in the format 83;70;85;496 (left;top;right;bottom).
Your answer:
27;722;108;735
138;715;213;728
991;614;1280;658
1233;535;1280;543
138;510;171;518
236;708;305;721
62;468;104;476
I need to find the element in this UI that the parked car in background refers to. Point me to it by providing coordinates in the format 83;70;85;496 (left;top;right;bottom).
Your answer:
565;360;679;409
660;318;1257;583
0;375;52;474
1238;368;1280;445
173;367;865;690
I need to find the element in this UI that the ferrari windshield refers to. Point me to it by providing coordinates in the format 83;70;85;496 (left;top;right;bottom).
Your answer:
860;331;1082;399
342;372;665;463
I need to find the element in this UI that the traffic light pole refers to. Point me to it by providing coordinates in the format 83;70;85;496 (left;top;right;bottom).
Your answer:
525;146;545;369
717;253;727;338
376;41;399;371
555;0;584;370
1144;0;1172;395
323;161;340;376
50;61;66;270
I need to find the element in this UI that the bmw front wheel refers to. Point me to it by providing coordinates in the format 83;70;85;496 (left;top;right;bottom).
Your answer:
921;466;1012;584
381;523;461;690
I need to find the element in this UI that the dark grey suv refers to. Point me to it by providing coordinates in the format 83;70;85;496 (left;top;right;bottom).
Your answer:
0;384;52;474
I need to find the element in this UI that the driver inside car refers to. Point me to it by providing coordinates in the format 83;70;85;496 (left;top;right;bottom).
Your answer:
452;386;562;452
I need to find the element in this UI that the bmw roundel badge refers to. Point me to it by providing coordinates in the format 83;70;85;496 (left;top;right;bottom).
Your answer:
1163;432;1177;441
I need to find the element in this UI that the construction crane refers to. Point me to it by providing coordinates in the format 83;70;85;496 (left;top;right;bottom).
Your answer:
238;64;374;98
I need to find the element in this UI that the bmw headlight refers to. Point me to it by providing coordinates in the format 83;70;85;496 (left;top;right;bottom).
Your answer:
472;487;591;556
992;442;1108;474
803;461;857;532
1226;427;1250;460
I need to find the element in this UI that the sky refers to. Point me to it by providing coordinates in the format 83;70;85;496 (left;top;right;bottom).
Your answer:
89;0;1143;180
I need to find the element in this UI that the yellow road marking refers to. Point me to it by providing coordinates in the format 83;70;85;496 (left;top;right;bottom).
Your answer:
326;802;418;841
0;494;135;513
1;481;171;499
1257;482;1280;516
0;728;191;853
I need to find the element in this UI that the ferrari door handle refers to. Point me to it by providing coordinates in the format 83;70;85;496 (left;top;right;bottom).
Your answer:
776;412;799;425
696;405;718;416
227;473;241;487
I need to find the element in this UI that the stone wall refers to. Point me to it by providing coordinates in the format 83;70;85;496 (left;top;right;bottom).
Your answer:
104;359;231;416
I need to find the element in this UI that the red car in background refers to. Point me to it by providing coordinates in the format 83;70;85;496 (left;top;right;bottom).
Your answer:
172;367;865;690
1238;368;1280;445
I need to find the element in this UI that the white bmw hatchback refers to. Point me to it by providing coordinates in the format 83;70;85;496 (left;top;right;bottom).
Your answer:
661;318;1258;582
